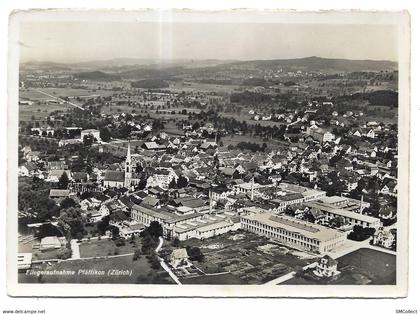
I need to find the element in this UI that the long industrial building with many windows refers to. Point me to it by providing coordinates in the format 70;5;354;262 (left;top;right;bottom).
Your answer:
240;212;346;254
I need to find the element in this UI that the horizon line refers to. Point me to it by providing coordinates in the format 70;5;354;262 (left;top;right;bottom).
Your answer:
20;55;398;65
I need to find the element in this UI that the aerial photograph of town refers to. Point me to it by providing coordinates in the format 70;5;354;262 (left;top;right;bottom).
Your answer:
15;17;399;287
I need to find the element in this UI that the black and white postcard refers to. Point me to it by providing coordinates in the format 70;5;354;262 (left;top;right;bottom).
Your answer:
7;9;410;297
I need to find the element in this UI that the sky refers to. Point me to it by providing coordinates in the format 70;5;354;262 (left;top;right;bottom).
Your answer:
18;21;399;63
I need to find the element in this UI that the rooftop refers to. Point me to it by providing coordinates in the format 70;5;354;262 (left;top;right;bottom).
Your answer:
242;212;343;242
305;201;380;224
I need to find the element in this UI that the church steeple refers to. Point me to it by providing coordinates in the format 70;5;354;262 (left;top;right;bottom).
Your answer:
124;141;132;188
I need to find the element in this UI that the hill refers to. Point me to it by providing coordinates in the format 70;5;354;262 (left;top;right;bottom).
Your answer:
74;71;121;81
223;56;397;73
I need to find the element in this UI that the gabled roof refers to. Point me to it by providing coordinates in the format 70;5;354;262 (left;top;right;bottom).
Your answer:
110;209;128;222
142;142;160;150
319;255;338;267
141;196;160;207
308;207;325;219
49;169;71;178
180;198;206;209
104;170;125;182
49;189;70;198
171;248;189;260
22;162;38;171
72;172;88;181
278;193;304;202
220;167;237;176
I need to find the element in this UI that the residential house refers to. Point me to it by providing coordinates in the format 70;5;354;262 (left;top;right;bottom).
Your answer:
313;255;340;278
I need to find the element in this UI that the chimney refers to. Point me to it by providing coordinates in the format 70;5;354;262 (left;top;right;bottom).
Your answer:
251;176;254;201
360;195;364;214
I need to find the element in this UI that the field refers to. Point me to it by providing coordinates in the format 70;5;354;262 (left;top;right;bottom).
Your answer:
19;254;173;284
79;238;143;258
178;231;317;285
167;81;243;94
221;134;287;150
19;102;72;122
283;248;396;285
20;87;115;100
19;87;117;122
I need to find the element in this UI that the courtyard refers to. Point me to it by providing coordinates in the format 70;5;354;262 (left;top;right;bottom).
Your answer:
175;230;317;285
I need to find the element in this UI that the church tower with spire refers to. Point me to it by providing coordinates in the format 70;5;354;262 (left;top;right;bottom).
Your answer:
124;141;132;188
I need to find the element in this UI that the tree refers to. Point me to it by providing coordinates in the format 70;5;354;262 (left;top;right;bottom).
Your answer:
58;207;85;239
83;134;95;146
18;189;59;222
137;179;147;190
97;215;110;235
141;233;157;254
147;221;163;238
168;178;177;189
133;249;141;261
60;197;77;209
186;246;204;262
147;252;161;269
347;225;376;241
177;176;188;188
366;198;381;217
57;247;72;260
172;237;180;247
100;127;112;142
58;171;69;189
107;225;120;239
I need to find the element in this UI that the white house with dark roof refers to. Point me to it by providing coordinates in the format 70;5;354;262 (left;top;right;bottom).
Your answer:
313;255;340;278
170;248;190;268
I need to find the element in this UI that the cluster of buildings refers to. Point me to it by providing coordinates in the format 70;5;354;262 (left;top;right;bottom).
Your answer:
19;117;398;256
18;80;399;262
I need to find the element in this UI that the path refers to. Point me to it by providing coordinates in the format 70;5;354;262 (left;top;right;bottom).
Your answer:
69;239;80;259
155;236;182;285
155;236;163;253
264;271;297;285
35;90;85;110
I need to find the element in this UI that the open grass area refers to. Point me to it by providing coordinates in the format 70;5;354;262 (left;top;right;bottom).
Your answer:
337;248;396;284
163;121;184;136
19;254;173;284
178;231;316;284
283;248;396;285
19;238;61;261
19;103;71;122
19;87;116;122
79;238;143;258
221;134;287;151
167;81;243;94
20;87;115;99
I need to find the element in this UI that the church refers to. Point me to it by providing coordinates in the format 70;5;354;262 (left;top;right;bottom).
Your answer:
103;142;140;189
